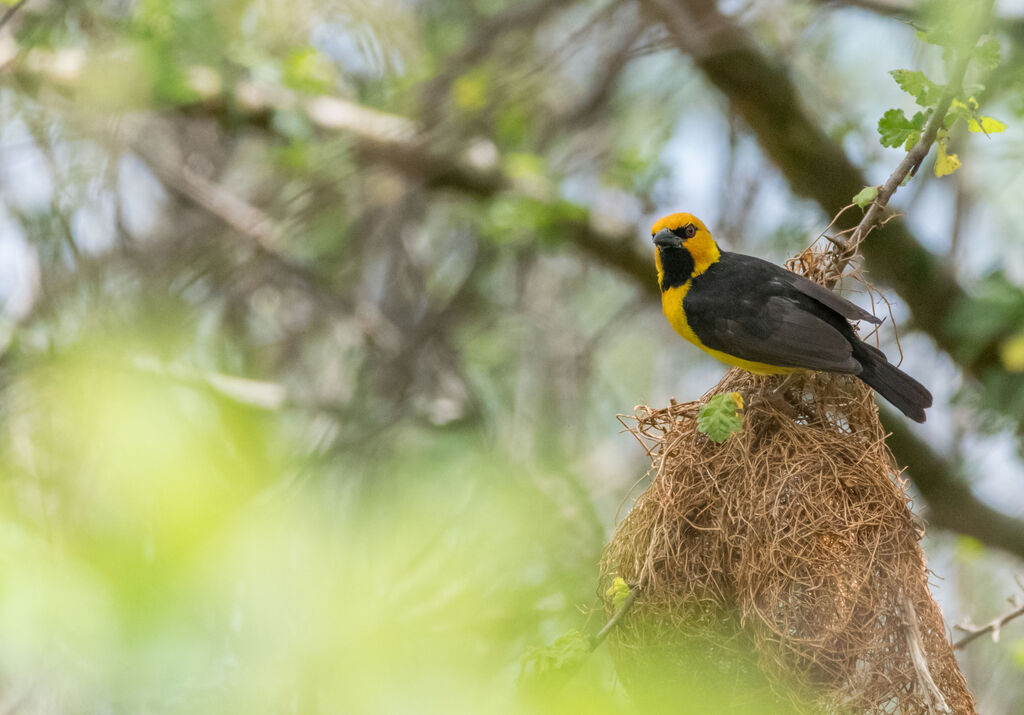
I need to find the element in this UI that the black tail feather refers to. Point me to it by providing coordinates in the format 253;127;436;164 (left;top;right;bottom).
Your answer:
853;343;932;423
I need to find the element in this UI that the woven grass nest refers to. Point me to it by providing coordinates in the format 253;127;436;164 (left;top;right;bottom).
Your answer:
600;254;975;714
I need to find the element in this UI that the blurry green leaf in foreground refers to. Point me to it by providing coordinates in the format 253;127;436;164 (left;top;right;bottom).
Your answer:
1012;640;1024;668
518;629;591;694
1002;330;1024;372
606;577;631;610
0;339;628;713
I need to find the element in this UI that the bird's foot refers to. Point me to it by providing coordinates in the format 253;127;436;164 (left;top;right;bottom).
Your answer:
759;374;799;418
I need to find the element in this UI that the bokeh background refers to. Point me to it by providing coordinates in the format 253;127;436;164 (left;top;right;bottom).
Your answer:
0;0;1022;712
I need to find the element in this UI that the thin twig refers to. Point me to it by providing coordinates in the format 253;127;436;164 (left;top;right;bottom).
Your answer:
0;0;29;32
954;598;1024;649
590;588;638;651
129;136;280;251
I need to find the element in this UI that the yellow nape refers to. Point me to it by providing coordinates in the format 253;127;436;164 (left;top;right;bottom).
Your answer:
660;284;799;376
651;212;721;277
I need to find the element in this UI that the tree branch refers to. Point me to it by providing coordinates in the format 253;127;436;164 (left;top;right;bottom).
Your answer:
954;584;1024;649
0;0;29;32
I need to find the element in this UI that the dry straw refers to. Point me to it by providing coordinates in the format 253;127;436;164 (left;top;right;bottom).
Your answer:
601;248;974;714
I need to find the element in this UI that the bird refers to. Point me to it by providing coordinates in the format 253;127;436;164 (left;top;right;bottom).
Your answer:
650;212;933;422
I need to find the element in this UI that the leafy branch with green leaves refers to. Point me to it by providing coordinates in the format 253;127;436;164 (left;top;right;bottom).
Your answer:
880;54;1005;178
848;0;1001;256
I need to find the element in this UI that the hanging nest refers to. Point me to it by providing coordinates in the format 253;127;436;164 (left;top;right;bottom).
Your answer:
600;253;975;714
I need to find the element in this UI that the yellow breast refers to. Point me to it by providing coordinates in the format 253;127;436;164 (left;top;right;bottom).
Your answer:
661;283;798;375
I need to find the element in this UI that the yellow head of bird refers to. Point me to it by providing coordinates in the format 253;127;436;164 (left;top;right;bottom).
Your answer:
650;213;721;288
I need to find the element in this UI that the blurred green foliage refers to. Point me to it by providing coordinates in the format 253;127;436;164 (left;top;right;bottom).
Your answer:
0;338;620;712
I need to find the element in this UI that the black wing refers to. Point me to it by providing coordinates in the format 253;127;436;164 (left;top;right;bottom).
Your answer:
684;253;865;373
781;270;882;325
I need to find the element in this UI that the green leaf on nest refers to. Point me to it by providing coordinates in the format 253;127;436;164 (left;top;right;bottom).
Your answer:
697;392;744;443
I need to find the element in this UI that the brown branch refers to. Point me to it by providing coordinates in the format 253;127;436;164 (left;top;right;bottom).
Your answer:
50;110;408;351
126;131;281;251
0;0;29;32
954;594;1024;649
126;136;403;350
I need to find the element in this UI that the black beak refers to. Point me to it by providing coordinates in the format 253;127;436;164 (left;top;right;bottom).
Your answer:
653;229;682;248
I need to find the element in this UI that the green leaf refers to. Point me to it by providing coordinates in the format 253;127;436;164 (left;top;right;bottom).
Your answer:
697;392;744;443
606;577;631;610
878;108;926;148
453;67;489;111
282;46;335;95
890;69;943;106
914;1;976;51
974;37;1001;71
852;186;878;209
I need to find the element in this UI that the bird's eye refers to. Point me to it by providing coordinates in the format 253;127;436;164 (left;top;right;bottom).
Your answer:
683;224;697;239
